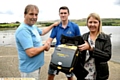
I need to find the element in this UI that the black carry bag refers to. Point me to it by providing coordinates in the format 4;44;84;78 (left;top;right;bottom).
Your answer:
50;34;84;74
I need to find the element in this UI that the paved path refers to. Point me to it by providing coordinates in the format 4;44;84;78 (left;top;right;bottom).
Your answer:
0;47;120;80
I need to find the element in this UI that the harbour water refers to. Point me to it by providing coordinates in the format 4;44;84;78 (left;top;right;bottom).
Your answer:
0;26;120;63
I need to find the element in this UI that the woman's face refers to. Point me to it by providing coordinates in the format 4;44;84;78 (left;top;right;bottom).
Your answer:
87;17;100;33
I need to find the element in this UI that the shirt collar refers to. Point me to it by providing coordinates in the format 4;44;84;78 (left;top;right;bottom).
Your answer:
59;20;70;28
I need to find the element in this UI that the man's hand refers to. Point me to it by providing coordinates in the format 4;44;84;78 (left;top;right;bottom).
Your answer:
41;22;60;36
44;42;50;51
52;22;60;27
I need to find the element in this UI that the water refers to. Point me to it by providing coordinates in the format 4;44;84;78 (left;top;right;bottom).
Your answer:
0;26;120;63
0;30;16;46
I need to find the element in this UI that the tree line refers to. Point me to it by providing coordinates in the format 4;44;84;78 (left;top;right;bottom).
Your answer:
0;18;120;28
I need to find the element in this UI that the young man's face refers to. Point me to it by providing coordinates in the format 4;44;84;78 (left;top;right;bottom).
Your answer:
59;9;69;21
24;8;38;26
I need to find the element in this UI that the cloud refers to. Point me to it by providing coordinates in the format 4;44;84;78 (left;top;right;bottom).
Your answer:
0;0;120;23
0;10;14;15
114;0;120;5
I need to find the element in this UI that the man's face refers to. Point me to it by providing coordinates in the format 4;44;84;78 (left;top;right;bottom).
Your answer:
59;9;69;21
24;8;38;26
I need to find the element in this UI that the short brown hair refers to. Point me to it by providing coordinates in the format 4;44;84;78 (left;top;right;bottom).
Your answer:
59;6;70;14
24;4;39;14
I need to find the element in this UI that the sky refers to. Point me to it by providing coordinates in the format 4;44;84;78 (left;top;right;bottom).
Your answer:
0;0;120;23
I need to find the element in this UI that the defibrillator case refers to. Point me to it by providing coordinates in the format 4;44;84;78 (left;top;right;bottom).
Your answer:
50;35;84;74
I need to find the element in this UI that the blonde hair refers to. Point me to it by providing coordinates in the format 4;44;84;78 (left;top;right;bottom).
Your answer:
87;13;102;34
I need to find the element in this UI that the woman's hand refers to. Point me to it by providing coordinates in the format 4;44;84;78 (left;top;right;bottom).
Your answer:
78;41;91;51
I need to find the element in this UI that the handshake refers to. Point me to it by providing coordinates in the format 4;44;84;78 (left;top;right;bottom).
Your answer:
44;42;51;51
